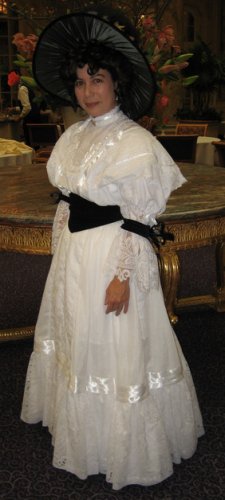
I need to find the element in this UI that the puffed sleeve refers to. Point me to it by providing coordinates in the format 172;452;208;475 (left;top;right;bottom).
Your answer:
102;128;186;291
46;121;82;190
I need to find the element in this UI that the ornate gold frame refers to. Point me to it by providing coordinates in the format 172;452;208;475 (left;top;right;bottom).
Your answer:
0;326;35;342
0;223;52;342
0;223;52;255
159;216;225;323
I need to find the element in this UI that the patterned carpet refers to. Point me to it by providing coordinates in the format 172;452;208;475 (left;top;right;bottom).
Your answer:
1;308;225;500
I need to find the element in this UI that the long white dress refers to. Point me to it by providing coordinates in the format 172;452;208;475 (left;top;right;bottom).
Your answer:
21;107;204;490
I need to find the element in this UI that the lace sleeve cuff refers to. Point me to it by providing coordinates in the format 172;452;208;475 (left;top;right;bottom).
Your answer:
117;269;131;282
105;228;159;292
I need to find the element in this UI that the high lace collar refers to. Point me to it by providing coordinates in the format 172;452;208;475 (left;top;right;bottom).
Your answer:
90;106;121;127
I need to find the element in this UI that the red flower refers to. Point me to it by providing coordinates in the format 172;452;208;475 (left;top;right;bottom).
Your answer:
7;71;20;87
156;95;169;109
141;15;156;31
162;26;175;46
150;64;157;73
157;32;167;50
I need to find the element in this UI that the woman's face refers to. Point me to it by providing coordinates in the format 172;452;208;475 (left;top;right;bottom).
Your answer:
74;64;117;117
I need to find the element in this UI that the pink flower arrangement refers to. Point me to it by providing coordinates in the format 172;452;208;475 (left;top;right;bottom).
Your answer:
12;32;38;60
10;32;42;101
138;14;198;126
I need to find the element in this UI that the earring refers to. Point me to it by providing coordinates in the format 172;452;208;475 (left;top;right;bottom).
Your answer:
115;89;119;102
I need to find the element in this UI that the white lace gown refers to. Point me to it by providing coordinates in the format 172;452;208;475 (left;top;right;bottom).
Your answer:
21;107;204;490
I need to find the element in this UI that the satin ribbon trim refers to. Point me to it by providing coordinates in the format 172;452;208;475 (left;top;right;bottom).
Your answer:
35;340;183;403
148;368;184;389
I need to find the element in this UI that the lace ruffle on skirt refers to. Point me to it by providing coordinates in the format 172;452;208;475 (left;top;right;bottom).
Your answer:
21;345;204;490
51;200;69;254
21;219;204;490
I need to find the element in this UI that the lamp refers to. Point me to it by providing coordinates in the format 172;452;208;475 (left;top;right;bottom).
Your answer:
0;1;7;14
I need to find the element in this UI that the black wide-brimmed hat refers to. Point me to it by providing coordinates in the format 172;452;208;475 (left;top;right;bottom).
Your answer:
33;6;156;120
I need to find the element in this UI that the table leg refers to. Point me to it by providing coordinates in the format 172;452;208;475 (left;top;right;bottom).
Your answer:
158;249;180;324
215;240;225;311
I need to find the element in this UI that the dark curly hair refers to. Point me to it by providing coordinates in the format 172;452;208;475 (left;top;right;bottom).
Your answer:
60;40;134;116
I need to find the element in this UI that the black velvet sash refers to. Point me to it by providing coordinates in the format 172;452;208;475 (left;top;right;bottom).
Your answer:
54;192;174;247
68;193;122;232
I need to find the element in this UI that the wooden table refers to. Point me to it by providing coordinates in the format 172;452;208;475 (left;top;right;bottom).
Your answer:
195;136;220;166
159;163;225;322
1;162;225;339
0;162;54;255
212;140;225;167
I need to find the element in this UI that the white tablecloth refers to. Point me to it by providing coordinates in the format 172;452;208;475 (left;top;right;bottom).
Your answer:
0;150;33;167
196;136;221;166
0;138;34;166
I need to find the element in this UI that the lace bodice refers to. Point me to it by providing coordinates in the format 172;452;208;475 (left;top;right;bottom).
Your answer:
47;107;186;290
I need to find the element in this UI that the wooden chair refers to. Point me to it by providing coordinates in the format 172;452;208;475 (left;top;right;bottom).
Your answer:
175;123;208;136
26;123;63;162
34;147;55;164
137;116;156;132
157;134;198;163
212;140;225;167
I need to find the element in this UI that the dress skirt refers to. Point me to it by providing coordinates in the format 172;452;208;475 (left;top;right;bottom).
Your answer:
21;221;204;490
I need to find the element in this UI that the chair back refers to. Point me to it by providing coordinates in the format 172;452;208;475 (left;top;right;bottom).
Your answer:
212;141;225;167
157;134;198;163
176;123;208;136
137;116;156;131
26;123;63;150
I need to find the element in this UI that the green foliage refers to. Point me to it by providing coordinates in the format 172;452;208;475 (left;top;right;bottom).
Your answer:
179;39;225;117
174;53;194;63
21;76;39;89
13;59;32;69
182;75;199;86
183;39;225;90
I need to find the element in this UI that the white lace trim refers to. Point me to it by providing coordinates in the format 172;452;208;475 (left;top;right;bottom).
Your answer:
117;269;131;282
105;228;159;292
21;349;204;490
51;200;69;254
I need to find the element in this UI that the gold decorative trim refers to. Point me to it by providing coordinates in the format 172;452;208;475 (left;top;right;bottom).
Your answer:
0;325;35;342
162;216;225;251
158;217;225;320
176;294;216;308
0;224;52;254
159;250;180;324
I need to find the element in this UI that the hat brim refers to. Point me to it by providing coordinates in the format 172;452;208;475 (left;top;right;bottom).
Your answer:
33;12;156;120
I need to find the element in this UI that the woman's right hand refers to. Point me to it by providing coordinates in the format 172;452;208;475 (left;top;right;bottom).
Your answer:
104;276;130;316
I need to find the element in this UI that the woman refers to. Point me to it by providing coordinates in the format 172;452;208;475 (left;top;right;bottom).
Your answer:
21;7;204;490
7;70;45;145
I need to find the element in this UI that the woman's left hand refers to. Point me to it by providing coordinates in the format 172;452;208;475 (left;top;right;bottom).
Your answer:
104;276;130;316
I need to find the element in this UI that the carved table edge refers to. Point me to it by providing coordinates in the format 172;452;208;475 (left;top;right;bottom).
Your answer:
0;325;35;342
